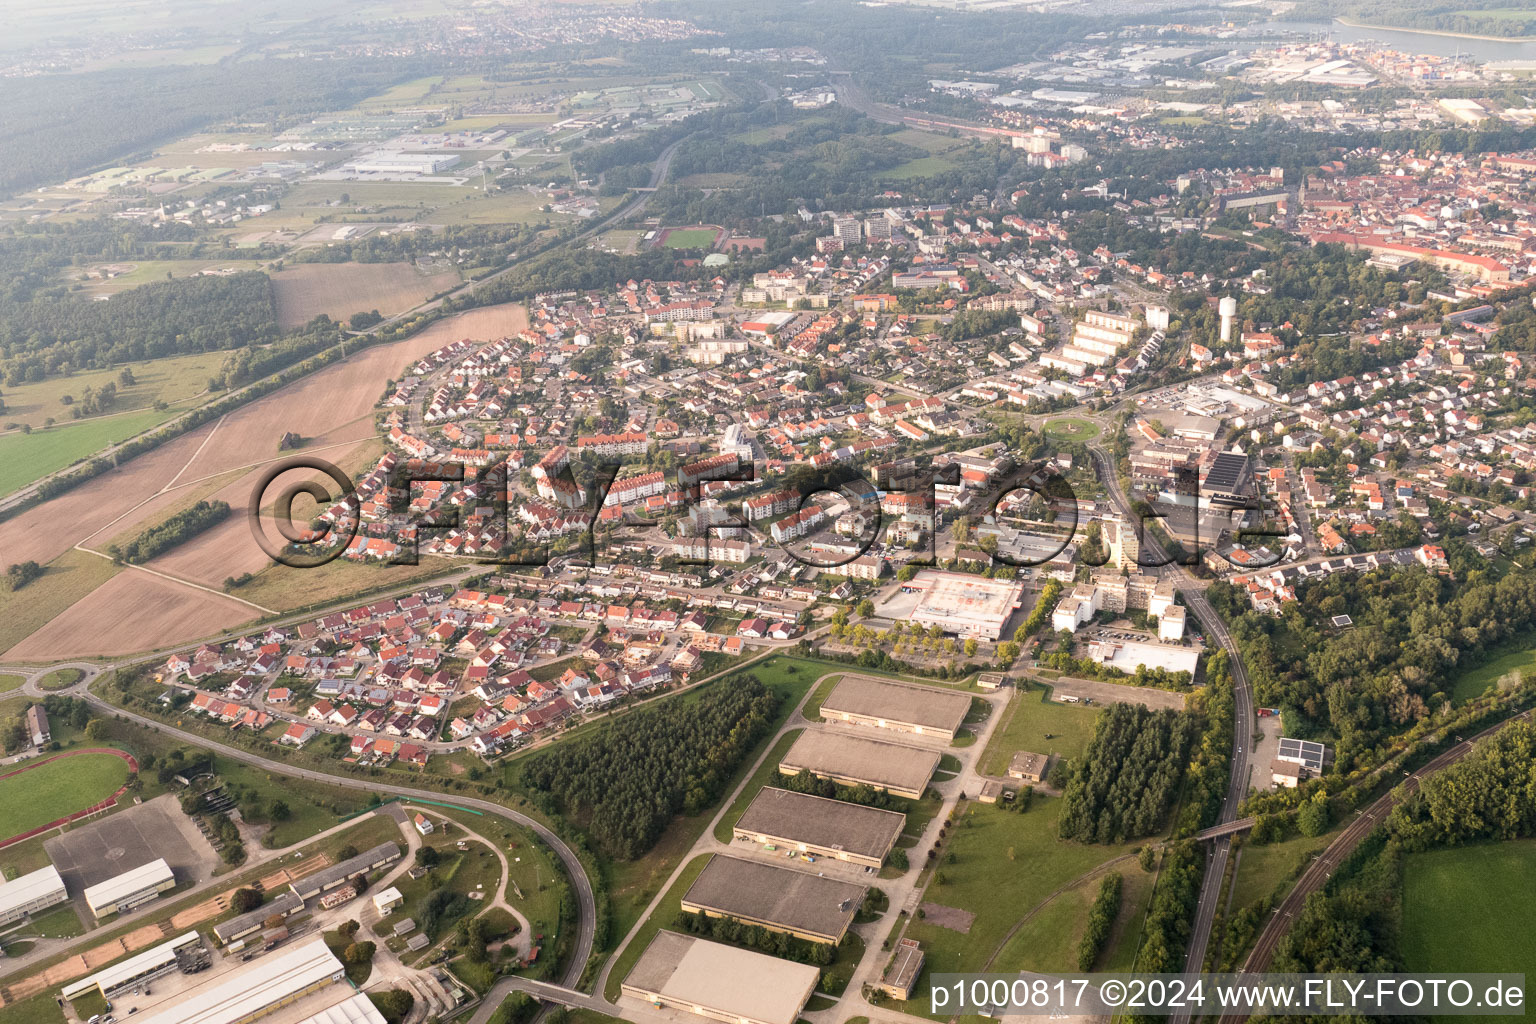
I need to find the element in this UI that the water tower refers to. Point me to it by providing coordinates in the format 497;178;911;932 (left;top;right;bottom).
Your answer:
1218;296;1238;343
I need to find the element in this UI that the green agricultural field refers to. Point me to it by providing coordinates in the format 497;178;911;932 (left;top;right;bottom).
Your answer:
0;408;186;498
1043;417;1100;442
0;752;130;838
1402;840;1536;994
977;685;1101;777
661;227;719;249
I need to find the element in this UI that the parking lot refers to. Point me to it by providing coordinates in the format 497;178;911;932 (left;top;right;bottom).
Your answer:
46;795;215;916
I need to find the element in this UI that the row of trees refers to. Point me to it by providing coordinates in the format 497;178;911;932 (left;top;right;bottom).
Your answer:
1077;872;1122;970
1058;703;1200;844
674;908;837;967
111;499;230;564
779;767;901;809
520;674;779;859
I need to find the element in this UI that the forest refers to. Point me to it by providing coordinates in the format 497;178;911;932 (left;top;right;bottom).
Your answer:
1208;563;1536;768
1057;702;1199;843
112;500;231;564
519;675;780;859
0;270;278;385
1300;0;1536;38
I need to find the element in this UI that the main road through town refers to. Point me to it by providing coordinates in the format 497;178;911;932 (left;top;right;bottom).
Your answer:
68;684;597;995
1087;442;1255;1002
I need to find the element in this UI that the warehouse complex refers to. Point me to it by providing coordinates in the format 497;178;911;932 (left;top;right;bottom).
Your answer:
681;854;864;944
132;936;345;1024
0;864;68;926
84;857;176;919
734;787;905;867
622;930;820;1024
819;674;971;742
779;729;939;799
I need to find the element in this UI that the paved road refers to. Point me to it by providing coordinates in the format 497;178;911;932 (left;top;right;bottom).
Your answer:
1087;442;1254;994
49;675;597;997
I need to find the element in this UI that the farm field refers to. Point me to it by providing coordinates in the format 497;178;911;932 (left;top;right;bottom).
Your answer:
0;752;131;839
1402;839;1536;1020
270;261;460;328
0;408;187;500
0;351;223;430
976;684;1102;777
0;549;122;657
5;570;259;659
0;303;526;617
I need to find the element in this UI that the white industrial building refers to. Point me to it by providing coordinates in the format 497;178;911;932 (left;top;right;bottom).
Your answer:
62;932;204;1001
0;864;68;926
84;857;176;919
131;936;345;1024
347;151;460;175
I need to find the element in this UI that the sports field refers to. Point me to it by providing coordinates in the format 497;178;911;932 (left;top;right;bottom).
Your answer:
0;752;132;840
660;226;721;249
1402;839;1536;989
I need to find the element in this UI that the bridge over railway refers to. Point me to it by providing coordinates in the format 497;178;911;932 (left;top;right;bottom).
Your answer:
1194;817;1256;841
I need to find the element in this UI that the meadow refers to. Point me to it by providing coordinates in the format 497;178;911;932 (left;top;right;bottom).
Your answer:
1401;839;1536;985
976;684;1102;776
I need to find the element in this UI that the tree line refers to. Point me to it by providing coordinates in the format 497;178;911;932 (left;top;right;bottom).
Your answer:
111;499;230;564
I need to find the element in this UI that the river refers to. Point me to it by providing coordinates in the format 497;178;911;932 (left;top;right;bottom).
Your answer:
1247;19;1536;64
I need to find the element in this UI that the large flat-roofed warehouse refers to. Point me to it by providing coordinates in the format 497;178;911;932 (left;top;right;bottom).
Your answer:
131;936;345;1024
779;730;939;800
84;857;176;919
820;674;971;742
290;842;401;901
0;864;68;926
622;930;820;1024
734;787;905;867
681;854;864;944
62;932;205;1002
897;569;1025;640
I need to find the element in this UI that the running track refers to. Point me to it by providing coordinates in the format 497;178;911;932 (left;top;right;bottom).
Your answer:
0;747;138;849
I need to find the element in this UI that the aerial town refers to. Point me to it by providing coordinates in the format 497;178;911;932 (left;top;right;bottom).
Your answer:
1;3;1536;1024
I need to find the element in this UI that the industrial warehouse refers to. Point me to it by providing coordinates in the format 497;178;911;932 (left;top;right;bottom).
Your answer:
61;932;206;1002
83;857;176;919
881;569;1027;640
779;729;939;799
734;787;905;867
680;854;864;944
621;930;820;1024
130;936;346;1024
0;864;68;926
818;674;972;742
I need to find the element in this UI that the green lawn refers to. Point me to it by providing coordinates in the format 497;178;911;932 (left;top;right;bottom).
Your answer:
0;674;24;694
897;799;1138;992
712;728;803;843
0;407;192;498
1043;417;1100;442
661;227;719;249
1228;830;1334;913
1402;839;1536;990
977;685;1101;777
0;752;130;838
38;667;84;691
1448;644;1536;703
604;853;712;1002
